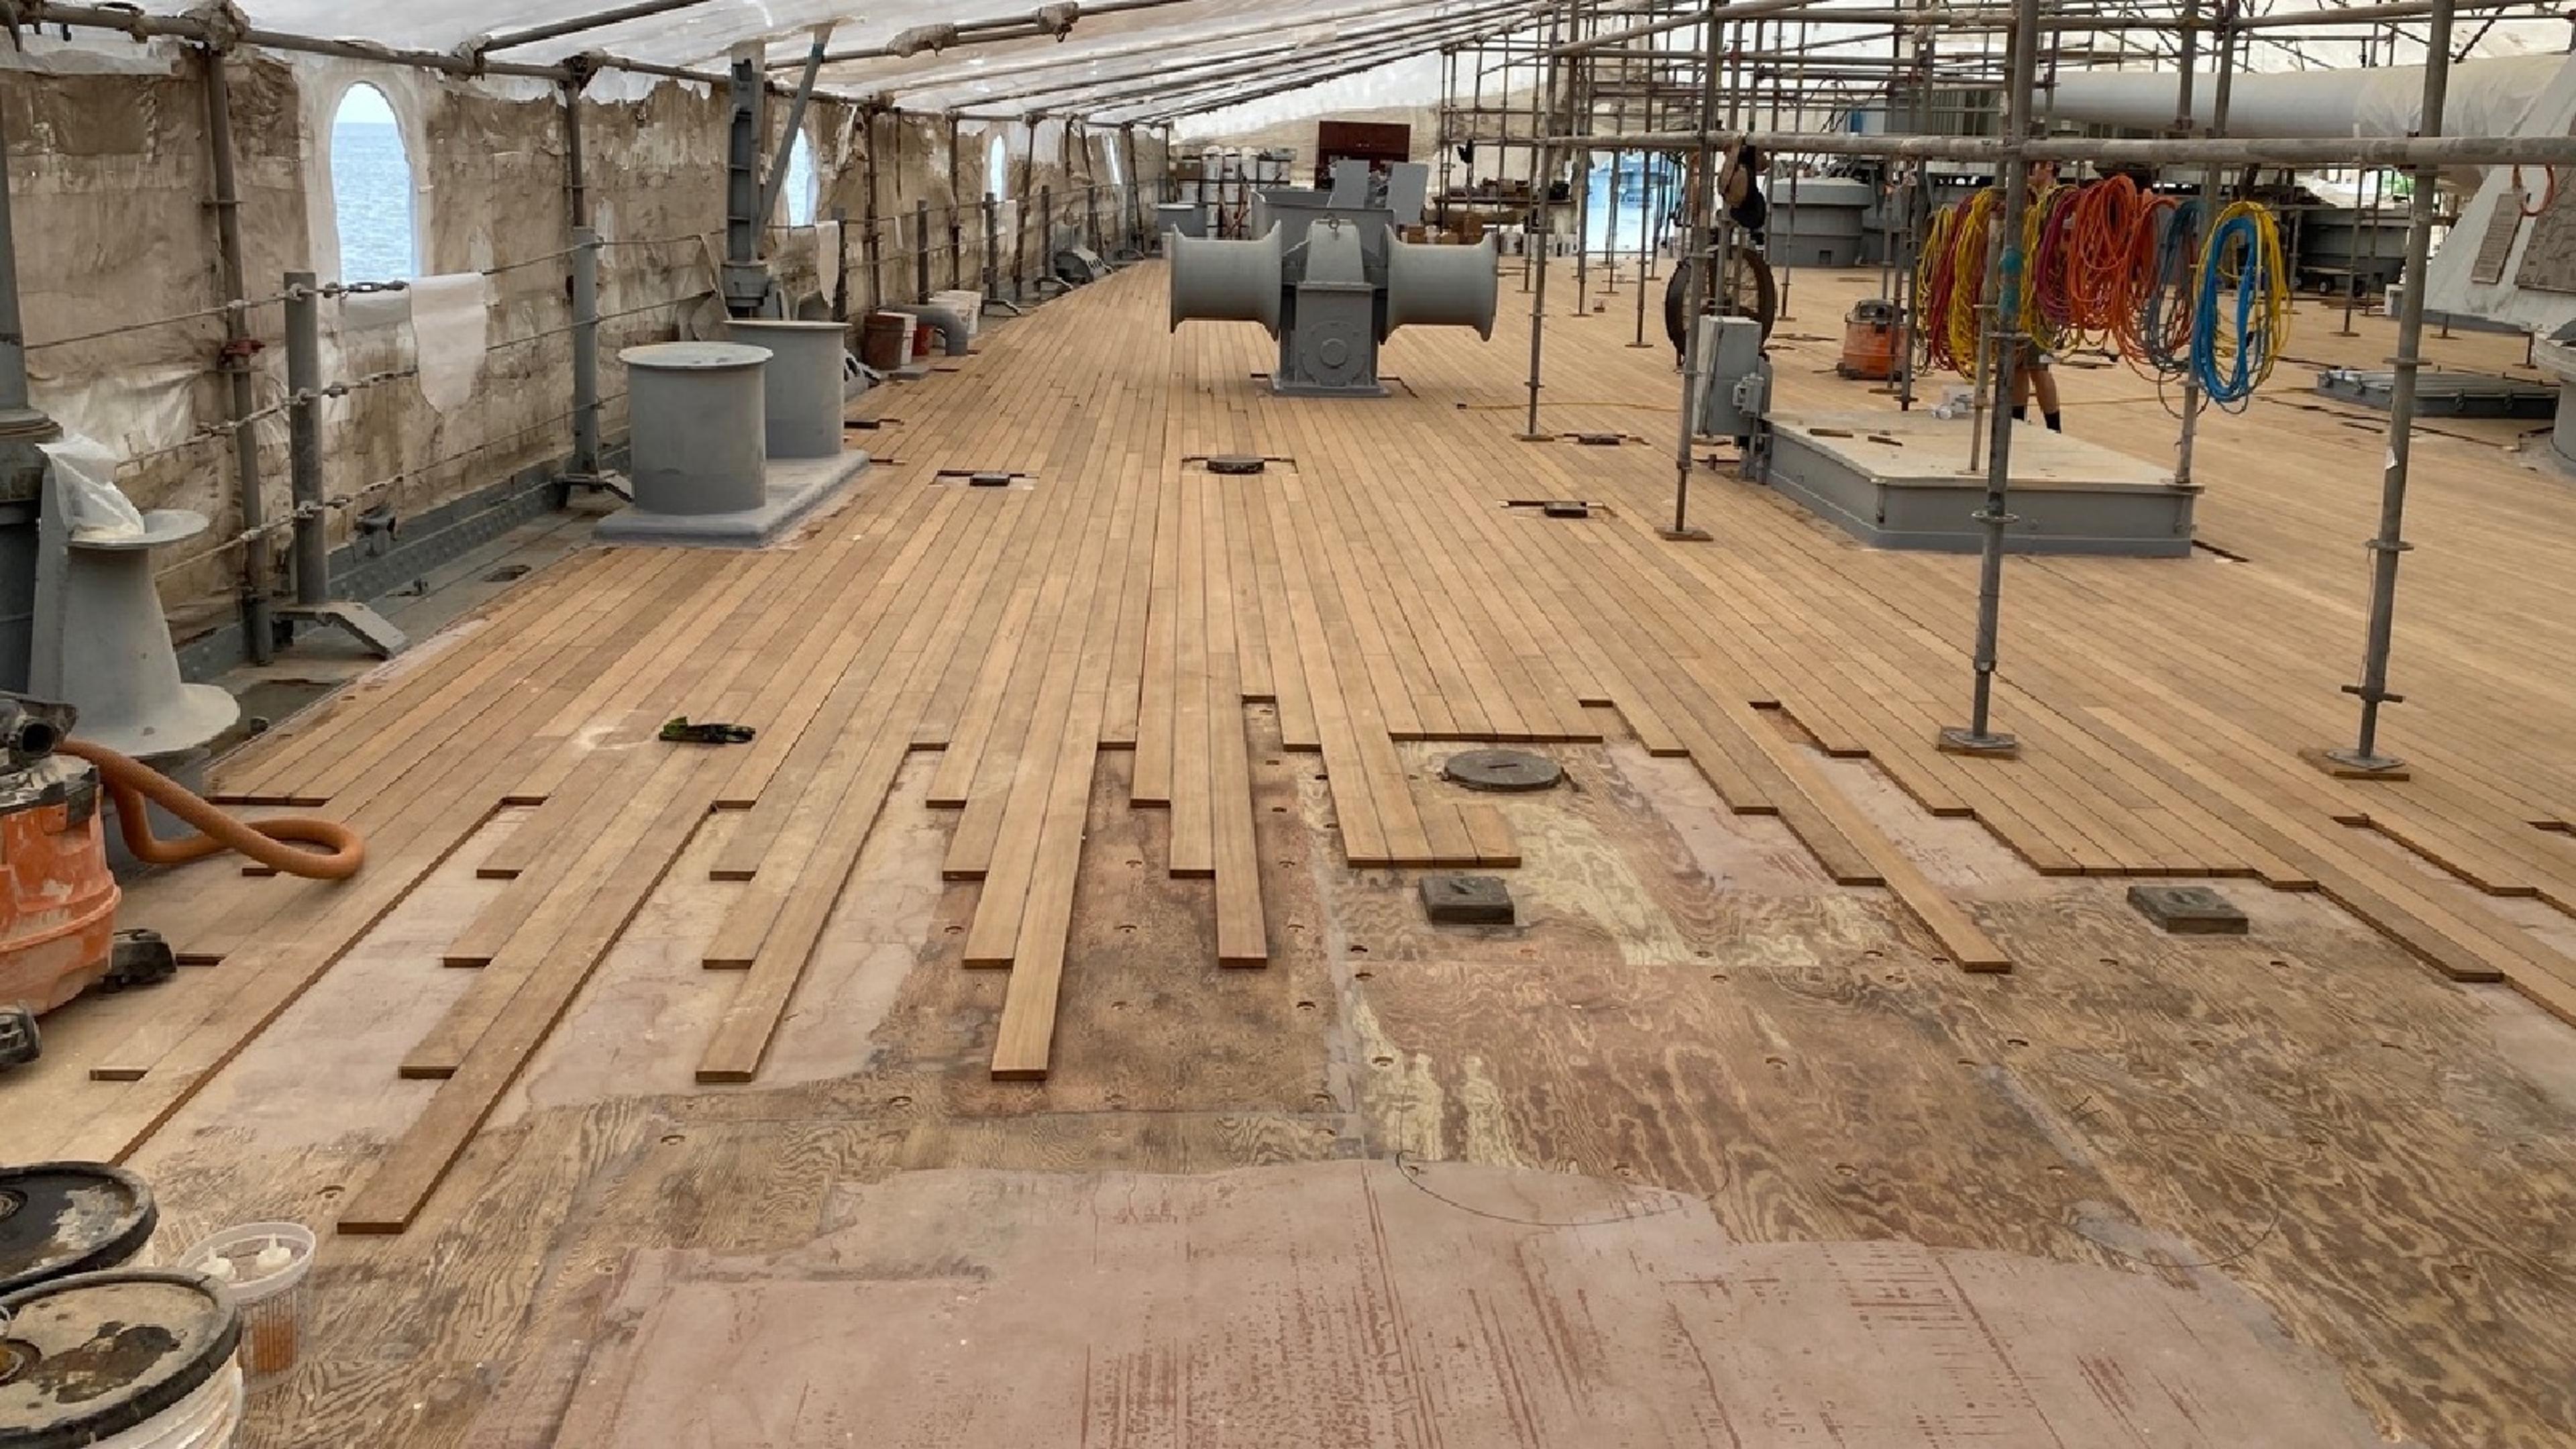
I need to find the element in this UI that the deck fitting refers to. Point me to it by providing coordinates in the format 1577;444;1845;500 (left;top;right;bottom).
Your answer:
1420;874;1515;926
2127;884;2249;935
1206;455;1267;476
2306;746;2412;780
1658;525;1715;543
1443;749;1563;792
1936;727;2021;758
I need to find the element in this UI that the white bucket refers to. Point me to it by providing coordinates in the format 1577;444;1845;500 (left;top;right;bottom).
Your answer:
82;1364;244;1449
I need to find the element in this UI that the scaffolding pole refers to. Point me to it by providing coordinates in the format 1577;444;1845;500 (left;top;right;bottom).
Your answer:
2328;0;2457;775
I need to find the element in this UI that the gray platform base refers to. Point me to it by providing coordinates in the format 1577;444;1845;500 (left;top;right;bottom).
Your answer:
592;451;869;549
2315;367;2556;419
1764;412;2198;558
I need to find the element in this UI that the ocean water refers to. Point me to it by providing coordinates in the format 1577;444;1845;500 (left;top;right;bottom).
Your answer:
332;119;417;282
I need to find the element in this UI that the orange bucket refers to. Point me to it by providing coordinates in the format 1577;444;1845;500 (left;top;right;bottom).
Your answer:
0;757;120;1017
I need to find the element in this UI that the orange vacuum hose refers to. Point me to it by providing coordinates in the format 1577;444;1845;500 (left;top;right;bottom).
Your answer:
59;739;366;881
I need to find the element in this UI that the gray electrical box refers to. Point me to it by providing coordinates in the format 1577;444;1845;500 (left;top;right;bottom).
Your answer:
1692;315;1771;437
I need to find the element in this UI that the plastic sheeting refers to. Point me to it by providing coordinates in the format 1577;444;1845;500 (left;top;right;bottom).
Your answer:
2425;53;2576;335
2050;54;2561;145
409;274;491;413
93;1;2576;133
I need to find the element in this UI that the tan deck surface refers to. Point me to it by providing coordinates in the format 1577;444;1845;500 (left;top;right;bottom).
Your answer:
13;258;2576;1446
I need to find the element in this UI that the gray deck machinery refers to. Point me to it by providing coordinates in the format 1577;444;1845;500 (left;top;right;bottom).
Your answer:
1167;190;1497;398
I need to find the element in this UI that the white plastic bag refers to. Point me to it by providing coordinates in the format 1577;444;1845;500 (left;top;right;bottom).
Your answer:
39;433;146;541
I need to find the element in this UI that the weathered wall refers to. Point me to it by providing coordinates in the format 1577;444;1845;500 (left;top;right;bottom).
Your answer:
4;40;1172;631
9;43;295;627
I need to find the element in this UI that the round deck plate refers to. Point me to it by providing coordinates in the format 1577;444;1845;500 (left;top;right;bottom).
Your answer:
1442;749;1563;793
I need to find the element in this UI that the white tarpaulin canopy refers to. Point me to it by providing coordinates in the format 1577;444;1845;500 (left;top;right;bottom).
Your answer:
91;0;2576;133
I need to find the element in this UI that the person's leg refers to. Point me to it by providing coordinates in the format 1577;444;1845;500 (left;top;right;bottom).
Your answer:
2010;358;2031;421
2031;360;2062;431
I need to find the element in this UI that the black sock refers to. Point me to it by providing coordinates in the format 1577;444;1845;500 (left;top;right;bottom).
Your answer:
2043;411;2063;432
2009;405;2027;421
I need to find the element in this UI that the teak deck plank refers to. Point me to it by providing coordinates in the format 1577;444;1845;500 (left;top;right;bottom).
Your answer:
68;259;2576;1244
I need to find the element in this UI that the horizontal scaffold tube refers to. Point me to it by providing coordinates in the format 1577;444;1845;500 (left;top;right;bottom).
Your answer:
1548;129;2576;168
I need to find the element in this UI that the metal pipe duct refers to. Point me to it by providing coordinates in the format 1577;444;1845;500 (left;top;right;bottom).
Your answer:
881;303;974;356
2048;54;2559;143
1168;227;1285;335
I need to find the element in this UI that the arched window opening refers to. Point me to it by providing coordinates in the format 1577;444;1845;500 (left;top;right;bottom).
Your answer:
331;83;417;282
782;131;818;227
986;134;1012;200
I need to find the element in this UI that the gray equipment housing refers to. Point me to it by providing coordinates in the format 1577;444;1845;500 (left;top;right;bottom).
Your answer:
1693;318;2198;558
1690;315;1772;438
1169;197;1497;398
25;467;238;760
1763;176;1875;268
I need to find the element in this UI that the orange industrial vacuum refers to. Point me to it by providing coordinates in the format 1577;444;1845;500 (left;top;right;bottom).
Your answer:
0;693;365;1067
1835;297;1908;380
0;698;125;1059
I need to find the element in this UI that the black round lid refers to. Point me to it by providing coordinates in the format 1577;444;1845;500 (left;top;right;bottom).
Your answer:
0;1271;238;1447
0;1165;158;1297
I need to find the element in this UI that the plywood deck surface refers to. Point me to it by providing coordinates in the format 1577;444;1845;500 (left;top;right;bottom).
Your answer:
13;260;2576;1447
1782;410;2183;490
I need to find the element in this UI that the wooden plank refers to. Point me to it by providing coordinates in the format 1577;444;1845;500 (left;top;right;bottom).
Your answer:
1241;472;1321;751
1731;709;2012;972
923;464;1091;810
1130;460;1185;806
1203;474;1267;966
340;761;717;1232
942;400;1127;881
708;487;993;880
1461;802;1523;869
958;407;1132;963
1169;468;1215;876
401;753;714;1075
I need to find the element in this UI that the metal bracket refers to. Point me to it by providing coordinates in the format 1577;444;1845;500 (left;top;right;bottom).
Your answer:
277;600;407;659
560;471;633;502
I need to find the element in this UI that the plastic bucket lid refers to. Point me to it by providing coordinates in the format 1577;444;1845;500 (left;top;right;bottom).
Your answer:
0;1269;239;1448
173;1223;314;1307
0;1163;158;1297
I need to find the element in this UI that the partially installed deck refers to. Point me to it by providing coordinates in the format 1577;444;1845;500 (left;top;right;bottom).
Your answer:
11;258;2576;1445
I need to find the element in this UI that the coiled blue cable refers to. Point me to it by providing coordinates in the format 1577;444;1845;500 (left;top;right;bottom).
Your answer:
2190;203;2288;408
2140;199;2202;378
